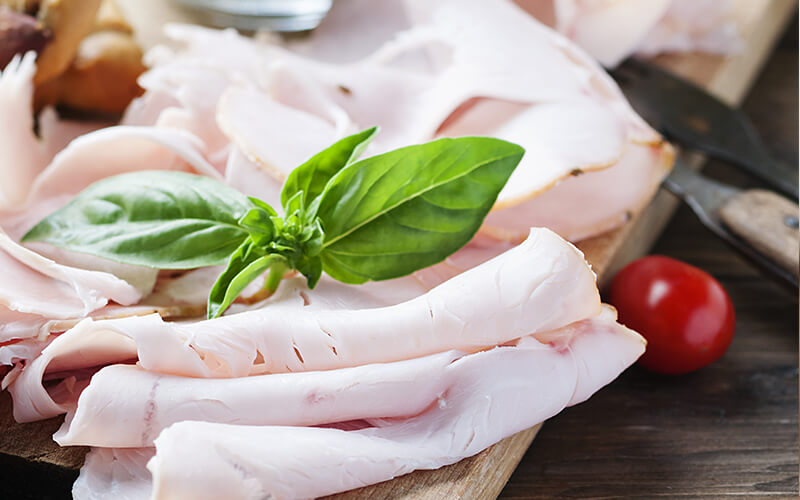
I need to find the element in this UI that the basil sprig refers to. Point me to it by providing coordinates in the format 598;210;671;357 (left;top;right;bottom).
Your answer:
22;129;524;318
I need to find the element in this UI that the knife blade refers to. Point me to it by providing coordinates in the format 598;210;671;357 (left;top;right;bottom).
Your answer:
611;58;798;199
610;59;799;289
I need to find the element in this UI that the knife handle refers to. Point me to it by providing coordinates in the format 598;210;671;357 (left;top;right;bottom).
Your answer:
719;189;799;277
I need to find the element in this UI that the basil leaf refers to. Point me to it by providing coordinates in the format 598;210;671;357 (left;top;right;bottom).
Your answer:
248;197;277;217
316;137;524;283
238;207;275;245
22;171;253;269
296;254;322;289
208;247;286;319
207;239;261;318
280;127;378;212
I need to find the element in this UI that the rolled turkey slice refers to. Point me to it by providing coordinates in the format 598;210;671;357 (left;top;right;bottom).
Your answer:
57;306;636;448
33;228;599;383
5;228;596;423
0;228;141;320
72;307;643;500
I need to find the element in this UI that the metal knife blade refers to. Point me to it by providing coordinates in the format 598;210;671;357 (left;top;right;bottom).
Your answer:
611;58;798;199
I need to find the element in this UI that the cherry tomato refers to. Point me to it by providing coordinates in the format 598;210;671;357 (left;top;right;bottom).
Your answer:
608;255;735;375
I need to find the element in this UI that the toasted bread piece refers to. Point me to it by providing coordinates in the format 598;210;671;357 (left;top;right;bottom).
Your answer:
94;0;131;34
36;27;144;113
34;0;103;83
0;1;39;14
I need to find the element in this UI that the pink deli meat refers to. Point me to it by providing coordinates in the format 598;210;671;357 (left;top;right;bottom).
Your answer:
0;0;679;497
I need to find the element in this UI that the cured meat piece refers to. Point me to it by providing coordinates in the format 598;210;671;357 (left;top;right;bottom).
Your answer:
72;307;643;499
25;125;220;207
37;107;110;163
483;141;673;242
0;53;48;208
0;125;220;243
0;51;113;212
125;61;232;169
636;0;742;57
8;318;138;422
216;85;338;182
0;228;141;319
520;0;741;67
49;228;599;379
0;309;52;344
56;306;636;448
110;0;674;243
223;146;282;209
22;243;158;300
73;447;154;500
137;0;672;242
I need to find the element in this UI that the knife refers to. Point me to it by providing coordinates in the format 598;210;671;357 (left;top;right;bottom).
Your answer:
610;59;799;289
664;161;798;289
611;58;798;199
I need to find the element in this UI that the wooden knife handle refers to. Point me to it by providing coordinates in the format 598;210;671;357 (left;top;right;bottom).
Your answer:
719;189;799;277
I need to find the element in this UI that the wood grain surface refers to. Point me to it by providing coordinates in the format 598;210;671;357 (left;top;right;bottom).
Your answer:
720;189;800;276
1;2;797;499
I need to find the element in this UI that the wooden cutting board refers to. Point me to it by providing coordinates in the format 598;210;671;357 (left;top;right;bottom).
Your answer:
0;0;795;497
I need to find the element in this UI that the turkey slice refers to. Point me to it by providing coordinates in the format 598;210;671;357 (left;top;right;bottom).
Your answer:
0;229;141;319
0;53;47;208
130;0;672;242
56;306;635;449
71;306;642;500
42;228;598;381
521;0;741;67
73;448;154;500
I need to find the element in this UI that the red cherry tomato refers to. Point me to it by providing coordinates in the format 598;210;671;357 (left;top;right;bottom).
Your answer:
608;255;735;375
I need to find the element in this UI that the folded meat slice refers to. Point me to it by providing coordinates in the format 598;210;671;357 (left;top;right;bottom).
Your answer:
484;141;673;242
223;146;282;209
521;0;741;67
171;229;599;377
44;228;598;380
124;60;232;169
0;53;47;208
56;306;635;449
71;306;643;500
8;319;138;422
73;448;154;500
279;0;671;243
122;0;672;243
216;86;338;183
0;125;219;244
0;228;141;319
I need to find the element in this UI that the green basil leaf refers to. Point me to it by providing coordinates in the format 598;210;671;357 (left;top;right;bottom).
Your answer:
22;171;253;269
296;254;322;289
283;191;305;217
316;137;524;283
238;207;276;245
248;197;277;217
208;248;286;319
207;238;261;318
280;127;378;212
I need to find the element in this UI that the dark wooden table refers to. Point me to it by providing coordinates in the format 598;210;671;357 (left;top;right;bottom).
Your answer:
501;18;799;500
